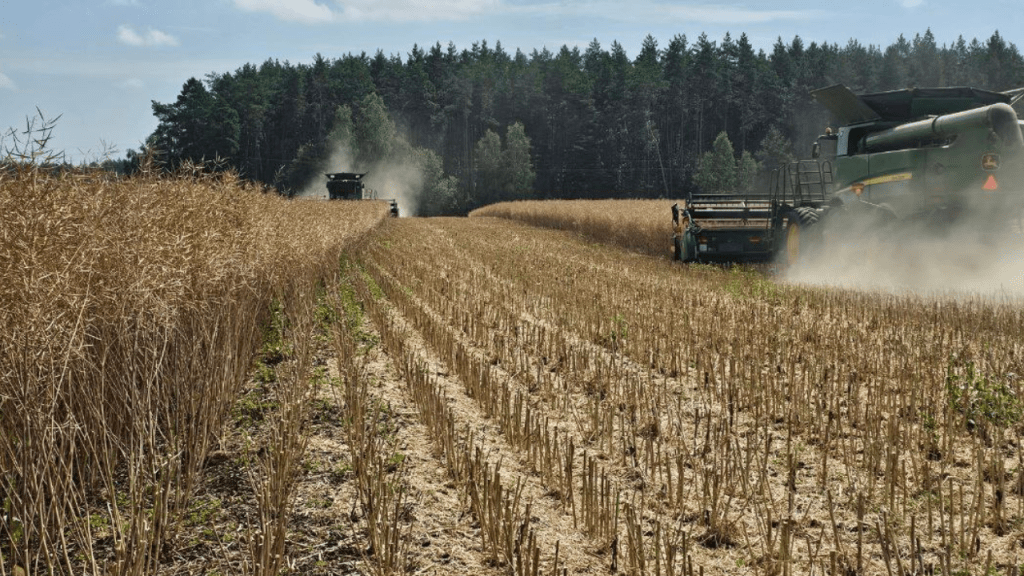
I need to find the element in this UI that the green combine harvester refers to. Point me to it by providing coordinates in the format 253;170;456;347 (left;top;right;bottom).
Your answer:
673;84;1024;265
326;172;399;217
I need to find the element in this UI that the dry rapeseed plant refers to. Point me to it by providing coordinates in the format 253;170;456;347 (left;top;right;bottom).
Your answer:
470;199;685;258
0;162;388;575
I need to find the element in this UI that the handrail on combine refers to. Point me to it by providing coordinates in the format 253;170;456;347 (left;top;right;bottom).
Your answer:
770;160;833;208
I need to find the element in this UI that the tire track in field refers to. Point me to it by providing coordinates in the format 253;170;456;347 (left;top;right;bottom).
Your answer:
351;247;609;574
363;221;758;574
367;221;775;573
280;290;507;576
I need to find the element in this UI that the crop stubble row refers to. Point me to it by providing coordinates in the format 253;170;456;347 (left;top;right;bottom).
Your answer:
355;216;1024;576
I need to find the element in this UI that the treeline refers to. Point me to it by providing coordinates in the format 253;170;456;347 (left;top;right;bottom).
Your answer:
140;29;1024;215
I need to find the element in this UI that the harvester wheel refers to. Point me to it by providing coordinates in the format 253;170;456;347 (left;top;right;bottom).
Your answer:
793;206;820;225
785;220;802;268
674;232;697;263
783;208;825;268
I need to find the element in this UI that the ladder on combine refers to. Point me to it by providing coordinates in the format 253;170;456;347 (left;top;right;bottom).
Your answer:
770;160;834;211
671;160;834;263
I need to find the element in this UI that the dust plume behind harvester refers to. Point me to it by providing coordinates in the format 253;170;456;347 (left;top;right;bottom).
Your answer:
326;172;400;217
673;84;1024;293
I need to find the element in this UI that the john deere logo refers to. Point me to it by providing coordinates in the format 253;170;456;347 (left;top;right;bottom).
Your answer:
982;153;1000;171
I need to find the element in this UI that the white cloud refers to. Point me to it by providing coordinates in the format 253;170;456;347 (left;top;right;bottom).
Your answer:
506;1;821;25
899;0;924;7
661;4;817;24
0;71;15;90
232;0;335;24
335;0;498;22
231;0;500;23
120;78;145;89
117;25;179;47
229;0;804;25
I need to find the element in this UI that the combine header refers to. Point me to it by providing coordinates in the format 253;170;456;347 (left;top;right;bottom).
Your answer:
673;84;1024;265
326;172;399;217
672;161;832;263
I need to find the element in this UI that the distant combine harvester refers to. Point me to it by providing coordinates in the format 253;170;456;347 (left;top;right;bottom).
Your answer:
326;172;399;217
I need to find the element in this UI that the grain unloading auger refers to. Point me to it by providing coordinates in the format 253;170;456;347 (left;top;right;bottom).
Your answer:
673;85;1024;265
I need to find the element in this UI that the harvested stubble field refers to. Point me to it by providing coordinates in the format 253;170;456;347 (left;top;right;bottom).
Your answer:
347;216;1024;576
5;185;1024;576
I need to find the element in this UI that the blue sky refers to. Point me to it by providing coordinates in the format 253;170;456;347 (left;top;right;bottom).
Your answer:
1;0;1021;163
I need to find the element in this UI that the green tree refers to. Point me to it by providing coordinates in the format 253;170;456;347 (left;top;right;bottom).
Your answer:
909;29;942;87
139;32;1024;201
693;131;737;193
689;33;721;154
150;77;239;168
755;125;796;171
355;92;396;164
329;104;355;150
983;31;1024;90
474;121;535;206
280;104;355;192
736;151;760;193
474;129;504;205
418;147;464;215
503;122;535;198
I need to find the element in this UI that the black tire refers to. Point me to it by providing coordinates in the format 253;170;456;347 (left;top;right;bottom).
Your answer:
782;208;824;268
793;206;820;225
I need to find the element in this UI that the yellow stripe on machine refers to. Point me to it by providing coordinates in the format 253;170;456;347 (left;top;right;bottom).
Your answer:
861;172;913;186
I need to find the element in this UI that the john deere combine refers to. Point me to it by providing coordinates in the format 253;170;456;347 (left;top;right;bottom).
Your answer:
673;85;1024;265
326;172;399;217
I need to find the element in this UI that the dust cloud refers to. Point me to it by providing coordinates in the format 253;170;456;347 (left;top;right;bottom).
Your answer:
293;141;424;217
293;142;354;200
784;206;1024;299
363;160;423;218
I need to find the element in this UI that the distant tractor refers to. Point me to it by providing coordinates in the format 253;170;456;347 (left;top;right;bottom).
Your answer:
673;84;1024;265
326;172;399;217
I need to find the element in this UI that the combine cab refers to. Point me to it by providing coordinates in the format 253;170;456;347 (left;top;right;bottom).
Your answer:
673;84;1024;266
326;172;399;217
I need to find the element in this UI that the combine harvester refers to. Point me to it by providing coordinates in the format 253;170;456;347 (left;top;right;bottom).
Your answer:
673;85;1024;265
326;172;400;217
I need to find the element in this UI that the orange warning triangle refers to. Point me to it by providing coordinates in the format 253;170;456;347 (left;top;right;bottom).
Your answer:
983;174;999;190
